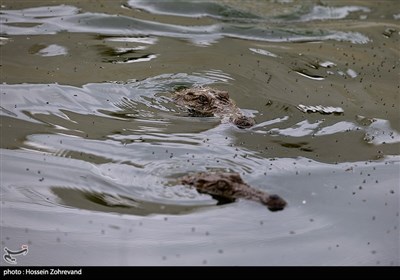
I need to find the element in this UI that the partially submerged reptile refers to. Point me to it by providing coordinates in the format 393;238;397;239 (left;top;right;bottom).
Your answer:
172;87;285;211
179;172;287;211
173;86;255;129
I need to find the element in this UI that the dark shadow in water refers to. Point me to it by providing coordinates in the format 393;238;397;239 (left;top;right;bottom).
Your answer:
277;141;314;152
98;109;140;120
51;187;213;216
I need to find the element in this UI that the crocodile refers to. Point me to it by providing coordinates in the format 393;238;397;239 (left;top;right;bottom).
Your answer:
179;172;287;211
173;86;255;129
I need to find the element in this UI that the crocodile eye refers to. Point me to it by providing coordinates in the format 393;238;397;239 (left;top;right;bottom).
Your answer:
198;95;208;104
217;180;229;189
184;91;196;101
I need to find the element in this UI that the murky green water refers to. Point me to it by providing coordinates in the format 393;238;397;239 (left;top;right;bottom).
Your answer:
1;0;399;265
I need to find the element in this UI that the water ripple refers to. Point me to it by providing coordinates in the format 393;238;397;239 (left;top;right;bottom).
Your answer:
1;4;370;44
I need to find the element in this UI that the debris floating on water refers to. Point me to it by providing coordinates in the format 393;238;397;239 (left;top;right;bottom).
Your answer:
296;104;344;115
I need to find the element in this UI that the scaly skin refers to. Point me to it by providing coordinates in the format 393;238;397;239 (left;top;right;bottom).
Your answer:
180;172;287;211
173;86;255;129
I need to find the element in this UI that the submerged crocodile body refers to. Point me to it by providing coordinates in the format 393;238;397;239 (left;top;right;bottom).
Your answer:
173;86;255;129
180;172;287;211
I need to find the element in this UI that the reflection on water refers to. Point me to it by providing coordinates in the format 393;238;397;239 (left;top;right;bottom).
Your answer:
0;2;371;44
1;0;399;266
